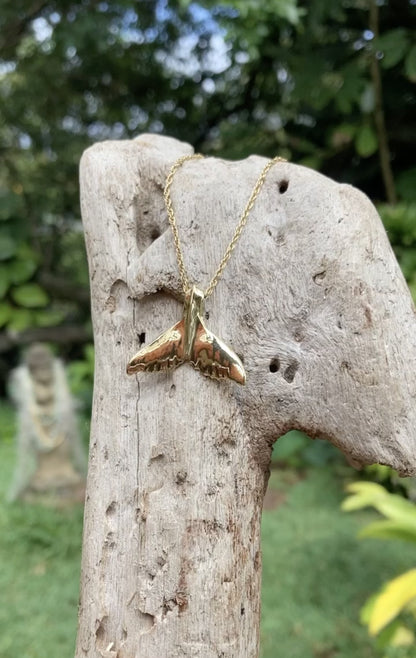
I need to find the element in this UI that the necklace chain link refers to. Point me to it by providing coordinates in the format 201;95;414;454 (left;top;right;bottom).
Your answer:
163;153;286;299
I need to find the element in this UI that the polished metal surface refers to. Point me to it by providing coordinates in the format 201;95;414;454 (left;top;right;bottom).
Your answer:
127;286;246;385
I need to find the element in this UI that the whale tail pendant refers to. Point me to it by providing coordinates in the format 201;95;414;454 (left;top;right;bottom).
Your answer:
126;286;246;385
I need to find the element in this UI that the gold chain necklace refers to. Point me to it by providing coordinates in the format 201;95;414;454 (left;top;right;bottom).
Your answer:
127;153;286;385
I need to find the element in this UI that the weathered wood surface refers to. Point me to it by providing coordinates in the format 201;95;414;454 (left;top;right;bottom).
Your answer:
76;134;416;658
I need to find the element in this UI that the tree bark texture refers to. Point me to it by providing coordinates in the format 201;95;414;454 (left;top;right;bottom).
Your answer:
76;134;416;658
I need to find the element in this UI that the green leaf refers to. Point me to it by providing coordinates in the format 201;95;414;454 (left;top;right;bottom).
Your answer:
7;308;34;331
405;45;416;82
11;283;49;308
389;624;414;647
376;620;414;650
342;482;416;524
335;62;366;114
0;302;12;328
359;519;416;543
368;569;416;635
8;257;38;285
355;124;378;158
34;310;64;327
367;496;415;524
364;463;393;481
375;29;409;69
342;481;389;511
0;234;17;260
360;593;377;625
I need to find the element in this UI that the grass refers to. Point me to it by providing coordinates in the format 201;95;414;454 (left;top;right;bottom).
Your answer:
261;468;416;658
1;399;415;657
0;401;83;658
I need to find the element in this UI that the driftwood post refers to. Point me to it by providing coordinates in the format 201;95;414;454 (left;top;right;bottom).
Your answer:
76;134;416;658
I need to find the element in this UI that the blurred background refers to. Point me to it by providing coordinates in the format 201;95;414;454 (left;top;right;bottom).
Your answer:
1;1;416;657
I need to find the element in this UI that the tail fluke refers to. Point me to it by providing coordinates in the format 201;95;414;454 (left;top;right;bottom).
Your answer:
126;320;185;375
190;318;246;385
127;287;246;385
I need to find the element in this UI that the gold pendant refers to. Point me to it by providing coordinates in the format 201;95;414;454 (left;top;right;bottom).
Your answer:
126;286;246;385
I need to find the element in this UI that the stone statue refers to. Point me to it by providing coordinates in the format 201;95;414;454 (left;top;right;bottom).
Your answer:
8;343;86;504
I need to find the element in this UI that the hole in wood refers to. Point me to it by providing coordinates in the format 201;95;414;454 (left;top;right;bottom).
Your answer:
313;270;326;284
279;180;289;194
283;360;299;383
151;228;160;241
269;358;280;373
138;332;146;345
106;501;117;516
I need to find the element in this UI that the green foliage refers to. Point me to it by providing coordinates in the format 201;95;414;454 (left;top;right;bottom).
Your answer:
396;170;416;202
377;203;416;300
376;29;410;70
11;283;49;308
343;482;416;654
343;482;416;531
67;343;94;413
0;401;82;658
0;187;67;333
200;0;416;194
272;430;344;468
0;0;415;360
261;469;416;657
355;124;378;158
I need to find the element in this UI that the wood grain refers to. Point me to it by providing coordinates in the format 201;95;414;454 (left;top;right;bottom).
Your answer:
76;134;416;658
